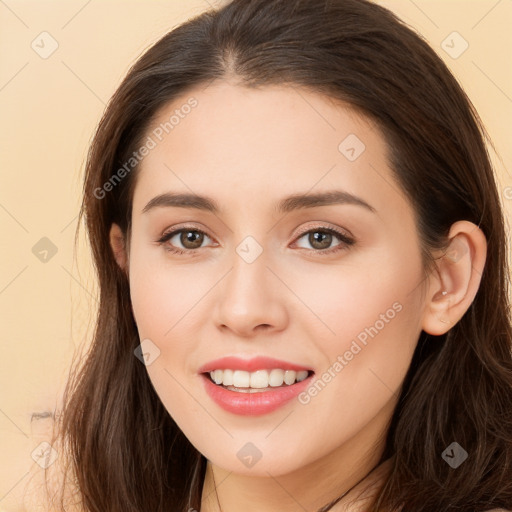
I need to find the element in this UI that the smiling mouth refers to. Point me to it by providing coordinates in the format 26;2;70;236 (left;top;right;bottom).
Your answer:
203;369;315;393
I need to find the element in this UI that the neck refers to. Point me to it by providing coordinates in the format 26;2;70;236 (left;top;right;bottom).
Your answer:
200;400;394;512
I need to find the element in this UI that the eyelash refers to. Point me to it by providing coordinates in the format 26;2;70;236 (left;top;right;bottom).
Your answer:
156;224;355;257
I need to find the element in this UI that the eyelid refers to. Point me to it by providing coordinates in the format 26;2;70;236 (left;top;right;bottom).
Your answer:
290;224;355;256
158;221;353;241
157;222;355;255
293;221;354;240
158;222;212;238
157;223;216;246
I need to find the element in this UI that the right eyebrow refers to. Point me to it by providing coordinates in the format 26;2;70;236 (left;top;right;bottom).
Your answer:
142;192;219;215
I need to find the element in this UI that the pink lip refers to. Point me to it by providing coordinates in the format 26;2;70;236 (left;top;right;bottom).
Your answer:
197;356;315;416
197;356;313;374
200;372;315;416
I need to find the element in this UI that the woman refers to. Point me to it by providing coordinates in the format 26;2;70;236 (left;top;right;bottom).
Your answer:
47;0;512;510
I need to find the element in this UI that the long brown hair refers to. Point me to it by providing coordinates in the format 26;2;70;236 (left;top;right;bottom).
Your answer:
53;0;512;510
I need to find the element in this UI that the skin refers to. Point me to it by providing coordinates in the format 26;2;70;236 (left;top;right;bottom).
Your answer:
109;80;487;512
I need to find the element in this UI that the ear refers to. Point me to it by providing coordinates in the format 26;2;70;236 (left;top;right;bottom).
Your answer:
109;223;129;273
422;220;487;335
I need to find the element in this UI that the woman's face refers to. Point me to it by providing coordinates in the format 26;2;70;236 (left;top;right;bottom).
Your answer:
119;81;431;476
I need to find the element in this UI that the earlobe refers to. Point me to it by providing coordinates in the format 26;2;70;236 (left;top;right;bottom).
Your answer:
422;220;487;336
109;223;128;273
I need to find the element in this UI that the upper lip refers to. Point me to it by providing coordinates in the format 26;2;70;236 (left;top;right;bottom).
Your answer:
198;356;314;374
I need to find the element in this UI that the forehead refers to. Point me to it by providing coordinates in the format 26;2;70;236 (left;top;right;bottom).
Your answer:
131;81;408;219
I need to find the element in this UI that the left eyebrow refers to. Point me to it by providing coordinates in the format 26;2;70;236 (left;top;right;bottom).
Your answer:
141;189;376;215
276;190;376;214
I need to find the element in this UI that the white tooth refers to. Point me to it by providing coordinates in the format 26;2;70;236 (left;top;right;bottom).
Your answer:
222;369;234;386
268;369;285;387
213;369;223;385
250;370;269;388
209;368;310;388
232;370;250;388
284;370;297;385
296;370;308;382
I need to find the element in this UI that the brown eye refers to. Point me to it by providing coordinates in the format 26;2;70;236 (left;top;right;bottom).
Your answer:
179;230;205;249
157;228;213;254
293;227;355;255
308;231;333;250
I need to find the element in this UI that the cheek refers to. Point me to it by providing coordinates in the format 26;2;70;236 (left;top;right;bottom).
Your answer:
293;242;420;371
128;247;207;339
128;256;208;430
128;250;215;396
292;244;421;349
297;252;423;423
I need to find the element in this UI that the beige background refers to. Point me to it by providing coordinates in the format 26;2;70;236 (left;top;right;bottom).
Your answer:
1;0;511;509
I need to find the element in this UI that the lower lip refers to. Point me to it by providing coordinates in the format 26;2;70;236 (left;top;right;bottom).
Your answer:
200;373;314;416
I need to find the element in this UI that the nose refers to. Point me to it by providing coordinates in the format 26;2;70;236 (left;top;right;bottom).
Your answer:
213;246;289;338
